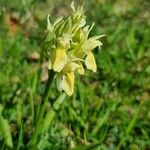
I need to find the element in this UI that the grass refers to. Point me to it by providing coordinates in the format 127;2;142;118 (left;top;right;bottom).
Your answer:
0;0;150;149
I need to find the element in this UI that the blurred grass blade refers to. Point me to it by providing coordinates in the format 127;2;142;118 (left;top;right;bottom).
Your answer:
117;104;142;150
72;142;101;150
43;93;66;130
17;98;23;127
17;122;23;150
0;105;13;148
67;103;86;128
92;102;117;136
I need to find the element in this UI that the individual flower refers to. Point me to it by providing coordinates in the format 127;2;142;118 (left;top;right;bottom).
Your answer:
44;2;104;96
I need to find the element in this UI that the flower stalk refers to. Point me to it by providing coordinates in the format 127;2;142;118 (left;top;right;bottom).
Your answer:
29;70;55;147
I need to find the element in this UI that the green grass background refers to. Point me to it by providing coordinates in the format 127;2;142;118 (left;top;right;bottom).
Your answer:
0;0;150;149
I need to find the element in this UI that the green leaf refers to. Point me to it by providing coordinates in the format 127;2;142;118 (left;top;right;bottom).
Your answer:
72;142;101;150
0;105;13;148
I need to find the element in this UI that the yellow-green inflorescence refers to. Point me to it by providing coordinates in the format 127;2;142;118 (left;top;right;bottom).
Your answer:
44;2;103;96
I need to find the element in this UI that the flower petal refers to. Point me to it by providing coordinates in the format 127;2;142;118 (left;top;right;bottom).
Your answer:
63;62;79;73
85;52;97;72
62;61;84;75
61;72;75;96
77;62;84;75
83;37;102;54
57;34;71;49
56;74;63;92
52;48;68;72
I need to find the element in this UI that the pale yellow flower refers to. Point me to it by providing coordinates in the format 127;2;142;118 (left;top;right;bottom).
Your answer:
85;52;97;72
48;47;67;72
45;2;104;96
56;72;74;96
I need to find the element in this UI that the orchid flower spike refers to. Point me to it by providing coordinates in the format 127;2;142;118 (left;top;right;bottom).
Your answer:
44;2;104;96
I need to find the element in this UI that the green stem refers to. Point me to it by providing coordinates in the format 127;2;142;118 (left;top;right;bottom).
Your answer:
42;70;55;102
28;70;55;147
